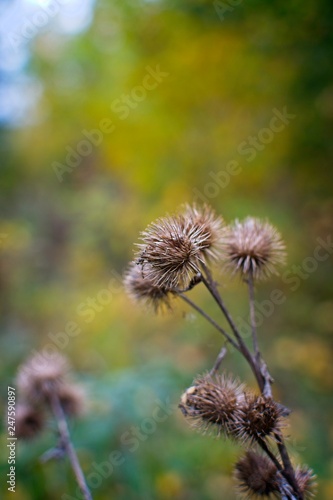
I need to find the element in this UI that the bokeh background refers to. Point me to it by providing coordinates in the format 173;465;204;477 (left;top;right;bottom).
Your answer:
1;0;333;498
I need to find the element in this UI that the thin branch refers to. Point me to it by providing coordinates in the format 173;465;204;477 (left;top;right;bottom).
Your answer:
48;389;92;500
209;346;227;375
257;438;283;472
276;438;303;499
261;360;274;399
177;292;239;351
200;265;242;343
199;265;266;391
257;439;300;500
175;273;202;293
247;270;260;363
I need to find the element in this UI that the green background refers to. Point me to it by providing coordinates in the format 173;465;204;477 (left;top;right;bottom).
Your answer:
1;0;333;498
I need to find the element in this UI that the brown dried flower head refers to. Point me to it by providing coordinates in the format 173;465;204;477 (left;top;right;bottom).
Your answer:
136;204;225;289
235;451;279;498
58;383;86;418
295;466;317;499
124;262;171;312
235;394;284;445
225;217;286;280
16;351;68;403
179;373;245;436
182;203;226;262
15;403;45;440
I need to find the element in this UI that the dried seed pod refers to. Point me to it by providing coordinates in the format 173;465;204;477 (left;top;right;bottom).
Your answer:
16;352;68;403
225;217;286;280
235;451;279;498
15;403;45;440
58;383;86;418
182;203;226;263
235;394;284;445
179;373;245;436
295;466;317;499
136;204;226;289
124;262;171;312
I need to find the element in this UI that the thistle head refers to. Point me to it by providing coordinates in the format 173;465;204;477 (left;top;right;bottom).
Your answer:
179;373;245;436
235;394;285;445
15;403;45;440
182;203;226;262
57;383;86;418
124;262;171;312
234;451;279;497
16;352;68;403
135;204;226;289
225;217;286;280
295;466;317;499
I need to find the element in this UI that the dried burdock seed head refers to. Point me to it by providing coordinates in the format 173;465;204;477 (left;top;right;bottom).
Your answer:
179;373;245;436
135;204;226;289
225;217;286;280
295;466;317;499
15;403;45;440
136;213;203;289
235;394;284;445
235;451;279;498
182;203;226;263
57;383;86;418
16;351;68;403
124;262;171;313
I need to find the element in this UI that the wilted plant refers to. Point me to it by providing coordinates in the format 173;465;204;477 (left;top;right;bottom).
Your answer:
125;203;316;500
15;351;90;500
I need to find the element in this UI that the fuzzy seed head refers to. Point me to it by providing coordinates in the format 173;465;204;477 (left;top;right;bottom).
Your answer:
136;214;203;289
236;394;284;445
15;403;45;440
179;373;245;436
295;466;316;499
124;262;171;312
235;451;279;498
225;217;286;280
182;203;226;262
58;383;86;418
16;352;69;403
136;205;226;289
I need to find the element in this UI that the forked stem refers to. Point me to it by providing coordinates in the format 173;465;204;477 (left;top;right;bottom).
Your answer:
184;266;303;500
49;390;92;500
177;292;239;351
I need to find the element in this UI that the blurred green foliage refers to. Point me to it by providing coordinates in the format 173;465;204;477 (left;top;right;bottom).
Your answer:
1;0;333;498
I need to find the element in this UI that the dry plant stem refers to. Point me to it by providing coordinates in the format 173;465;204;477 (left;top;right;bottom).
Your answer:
209;346;227;375
247;270;260;364
198;266;303;500
257;437;283;473
178;292;239;351
258;440;299;500
199;266;265;390
49;390;92;500
246;275;301;498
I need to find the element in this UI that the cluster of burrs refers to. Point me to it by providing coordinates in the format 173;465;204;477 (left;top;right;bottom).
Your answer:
124;203;316;499
15;352;85;441
13;352;91;500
